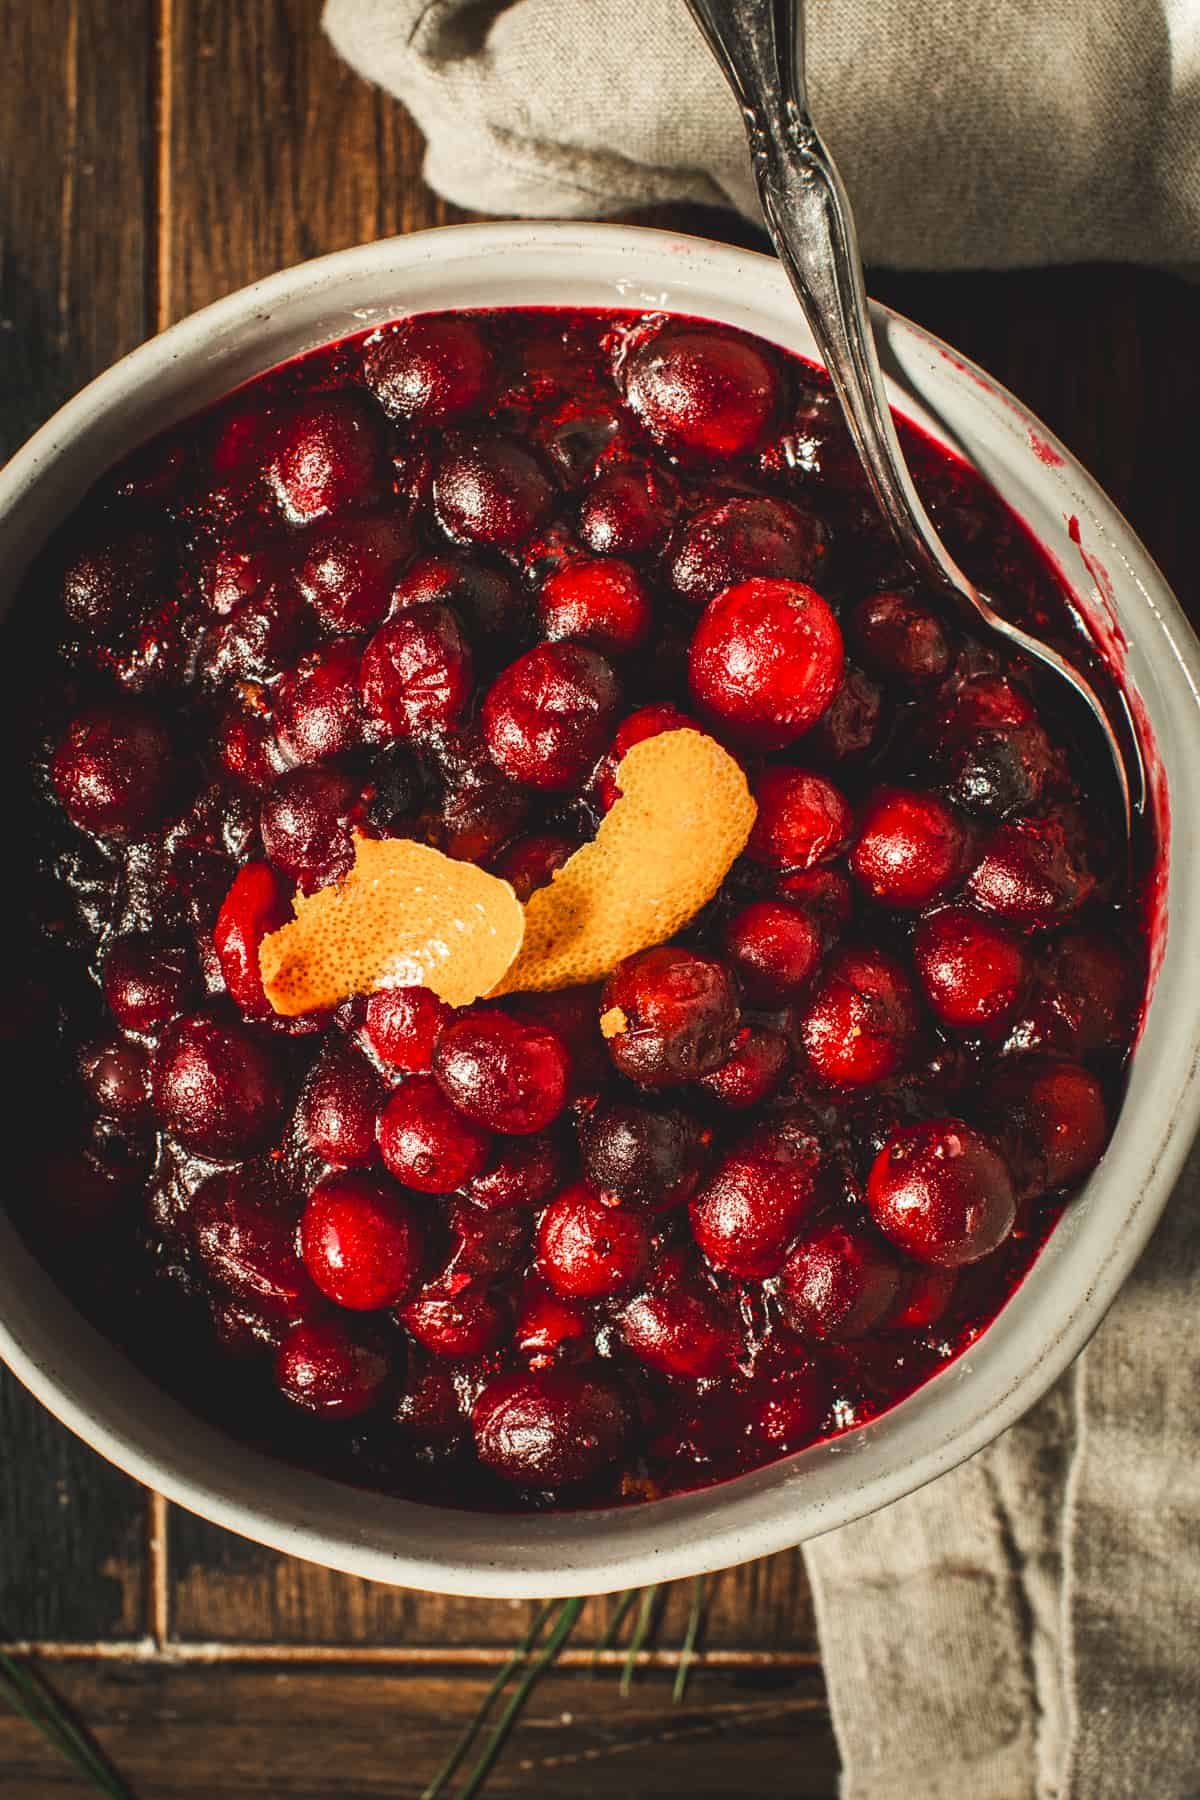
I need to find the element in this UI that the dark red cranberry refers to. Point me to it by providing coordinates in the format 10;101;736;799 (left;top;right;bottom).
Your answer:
577;462;673;557
619;1254;739;1379
776;866;854;931
362;986;452;1073
938;681;1056;817
510;985;610;1098
578;1099;707;1211
591;703;699;812
153;1013;284;1157
807;666;884;762
601;946;740;1088
747;767;852;870
365;317;495;425
796;946;920;1088
1028;931;1133;1054
102;936;193;1033
913;905;1028;1033
434;438;555;551
400;1288;508;1358
491;830;576;902
867;1119;1017;1267
296;515;414;633
300;1171;422;1310
690;1122;820;1278
724;899;822;1004
378;1074;492;1193
213;861;292;1018
275;1319;389;1417
850;786;971;909
536;557;652;654
515;1284;588;1363
297;1046;383;1168
200;540;279;615
887;1266;956;1331
267;394;386;524
51;705;173;838
741;1364;831;1453
777;1224;903;1339
536;1182;649;1299
696;1026;790;1109
199;585;312;689
472;1366;625;1486
852;590;950;684
259;766;358;891
358;603;473;741
622;328;779;459
466;1132;565;1212
430;724;531;863
966;817;1094;930
190;1170;319;1320
993;1057;1108;1196
390;554;524;653
433;1008;571;1136
392;1355;467;1452
60;531;167;635
669;496;828;607
689;578;844;748
215;704;281;791
482;641;621;790
80;1038;151;1122
273;638;366;765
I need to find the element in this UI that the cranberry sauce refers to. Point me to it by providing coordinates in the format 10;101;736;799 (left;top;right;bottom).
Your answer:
3;307;1149;1511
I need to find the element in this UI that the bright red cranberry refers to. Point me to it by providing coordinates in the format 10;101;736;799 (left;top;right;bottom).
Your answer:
741;1363;831;1454
267;394;386;524
867;1119;1017;1267
577;462;674;556
807;666;884;762
622;328;779;459
887;1265;956;1331
215;704;281;791
724;899;822;1004
690;1122;820;1278
913;905;1028;1033
689;578;844;749
601;946;740;1088
696;1026;790;1109
362;986;452;1073
510;985;610;1098
852;590;951;684
473;1366;625;1486
273;638;366;765
776;866;854;931
669;496;828;607
434;438;555;551
80;1038;151;1122
191;1170;319;1320
591;703;699;812
620;1254;739;1379
491;830;576;902
297;1046;383;1168
153;1013;284;1157
400;1288;508;1358
536;1182;649;1299
51;705;173;838
796;946;920;1088
365;317;495;425
747;767;852;871
578;1099;707;1210
432;1008;570;1136
300;1171;422;1310
296;515;414;633
994;1057;1108;1196
390;554;524;653
966;817;1094;930
482;641;621;790
214;861;292;1018
1029;931;1133;1054
102;936;193;1032
466;1132;565;1212
777;1224;903;1338
259;766;358;891
275;1319;389;1417
536;557;652;654
60;530;167;635
358;603;473;741
515;1284;588;1362
850;786;971;910
378;1074;492;1193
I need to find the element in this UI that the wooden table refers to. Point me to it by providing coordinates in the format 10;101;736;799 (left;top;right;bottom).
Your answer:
1;4;1194;1794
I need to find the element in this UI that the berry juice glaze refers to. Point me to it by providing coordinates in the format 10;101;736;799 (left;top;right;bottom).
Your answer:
5;307;1154;1512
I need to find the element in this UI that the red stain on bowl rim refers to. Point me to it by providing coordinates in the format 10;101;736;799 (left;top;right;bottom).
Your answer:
1029;429;1065;468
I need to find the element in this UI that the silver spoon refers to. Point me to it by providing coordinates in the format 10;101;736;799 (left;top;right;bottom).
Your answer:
685;0;1143;840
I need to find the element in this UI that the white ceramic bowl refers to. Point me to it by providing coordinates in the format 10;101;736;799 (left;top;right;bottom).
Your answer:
2;223;1198;1599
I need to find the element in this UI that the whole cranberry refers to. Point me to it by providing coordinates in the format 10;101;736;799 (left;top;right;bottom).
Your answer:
796;946;919;1088
577;462;673;557
358;603;473;741
850;786;971;910
267;394;386;524
482;641;621;790
199;585;313;689
668;496;828;607
153;1013;285;1158
433;1008;571;1137
578;1099;707;1210
275;1319;389;1418
852;590;951;684
690;1122;820;1278
362;986;452;1073
724;899;822;1004
887;1265;957;1331
430;723;531;863
601;946;740;1088
747;766;852;871
491;830;576;902
400;1288;508;1358
300;1171;423;1311
510;985;610;1098
365;316;495;425
200;539;279;616
472;1366;625;1486
191;1170;319;1320
259;766;358;891
807;666;884;762
297;1046;383;1168
466;1132;565;1212
776;866;854;932
619;1254;739;1379
1028;930;1133;1054
741;1363;831;1454
390;554;524;653
966;817;1094;930
515;1284;588;1362
536;557;652;654
434;438;555;551
214;861;292;1018
993;1057;1108;1196
591;703;699;812
777;1224;903;1339
80;1038;151;1122
102;936;193;1032
946;721;1059;820
913;905;1028;1033
867;1118;1017;1267
215;704;282;791
378;1074;492;1193
273;638;366;765
622;328;779;459
60;530;167;635
696;1026;791;1109
689;578;844;749
51;705;174;837
536;1182;649;1299
296;515;415;632
393;1355;467;1453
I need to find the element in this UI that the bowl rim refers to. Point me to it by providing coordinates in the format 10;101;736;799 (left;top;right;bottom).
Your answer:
2;218;1199;1599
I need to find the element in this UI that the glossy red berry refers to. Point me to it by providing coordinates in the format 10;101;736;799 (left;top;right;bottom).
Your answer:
80;1038;151;1122
747;766;852;870
1028;931;1133;1054
466;1132;565;1212
850;786;971;909
473;1366;625;1486
362;986;452;1073
536;1182;649;1299
358;603;473;741
852;590;950;684
191;1170;319;1321
601;946;740;1088
578;1099;707;1211
536;556;652;653
967;817;1094;930
690;1122;821;1278
689;578;843;749
741;1364;831;1453
390;554;524;653
776;866;854;932
260;766;358;891
796;946;920;1088
913;906;1028;1033
514;1285;588;1362
275;1319;389;1418
577;462;673;557
296;514;414;633
60;530;167;635
867;1119;1017;1266
267;394;386;524
994;1057;1108;1196
433;1008;571;1135
434;438;554;551
669;495;827;606
591;703;699;812
400;1288;508;1359
724;899;822;1004
491;830;577;902
365;317;495;426
297;1046;383;1168
696;1026;790;1109
52;705;173;837
378;1074;492;1193
153;1014;285;1158
482;641;621;790
622;328;779;459
777;1224;903;1339
887;1266;956;1332
215;704;281;791
300;1172;423;1311
102;937;193;1033
273;638;366;765
214;861;292;1018
619;1255;739;1379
